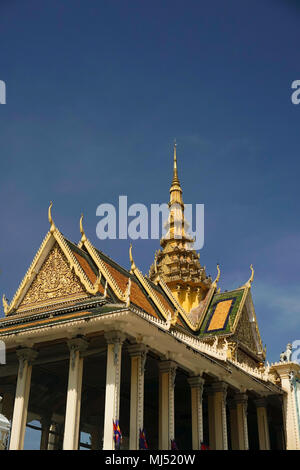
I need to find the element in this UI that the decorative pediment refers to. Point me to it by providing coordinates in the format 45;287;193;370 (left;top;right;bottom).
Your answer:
3;206;102;315
18;243;88;311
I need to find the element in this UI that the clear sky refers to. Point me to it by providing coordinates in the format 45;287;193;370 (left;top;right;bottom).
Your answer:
1;0;300;448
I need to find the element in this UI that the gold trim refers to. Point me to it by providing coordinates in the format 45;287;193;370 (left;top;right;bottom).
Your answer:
83;238;126;302
129;244;171;320
4;209;103;315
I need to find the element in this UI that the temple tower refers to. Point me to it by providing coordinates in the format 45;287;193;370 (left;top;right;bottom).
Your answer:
149;143;211;311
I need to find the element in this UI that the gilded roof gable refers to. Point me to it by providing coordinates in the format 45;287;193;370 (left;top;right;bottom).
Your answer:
18;243;88;312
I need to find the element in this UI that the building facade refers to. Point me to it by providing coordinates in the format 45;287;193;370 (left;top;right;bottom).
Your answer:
0;146;299;450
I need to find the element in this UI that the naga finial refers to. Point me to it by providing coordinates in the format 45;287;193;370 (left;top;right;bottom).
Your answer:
245;264;254;287
129;243;136;272
212;264;221;287
2;294;9;314
48;201;55;233
79;213;87;244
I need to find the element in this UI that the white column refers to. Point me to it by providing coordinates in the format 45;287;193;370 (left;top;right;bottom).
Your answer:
63;337;88;450
103;332;125;450
128;344;147;450
9;348;38;450
255;398;270;450
187;376;204;450
158;360;177;450
207;382;228;450
233;393;249;450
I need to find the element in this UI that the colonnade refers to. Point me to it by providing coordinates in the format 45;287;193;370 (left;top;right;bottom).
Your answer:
7;332;272;450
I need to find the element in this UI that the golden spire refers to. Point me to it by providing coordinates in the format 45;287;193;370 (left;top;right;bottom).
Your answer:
171;140;180;186
48;201;55;234
169;141;183;207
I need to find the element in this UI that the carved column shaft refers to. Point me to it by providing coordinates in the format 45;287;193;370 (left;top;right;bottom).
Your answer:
63;337;88;450
207;382;228;450
128;344;148;450
188;376;204;450
232;393;249;450
255;398;270;450
103;332;125;450
9;348;38;450
158;360;177;450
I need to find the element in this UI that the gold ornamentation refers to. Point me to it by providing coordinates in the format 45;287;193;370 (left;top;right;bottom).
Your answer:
234;307;257;352
48;201;55;234
212;264;221;286
2;295;9;315
129;243;136;272
20;244;86;307
79;214;87;245
241;264;254;288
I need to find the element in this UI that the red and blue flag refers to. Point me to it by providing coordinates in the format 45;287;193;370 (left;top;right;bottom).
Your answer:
113;420;122;450
171;439;178;450
139;429;148;450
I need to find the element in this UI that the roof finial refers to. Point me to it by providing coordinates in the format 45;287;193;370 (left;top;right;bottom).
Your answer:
242;264;254;288
2;294;9;315
79;213;87;244
172;139;180;186
129;243;136;273
212;264;221;287
48;201;55;234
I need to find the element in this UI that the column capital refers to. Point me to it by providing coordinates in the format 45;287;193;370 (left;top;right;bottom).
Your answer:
188;375;205;389
207;381;228;395
127;343;148;357
254;397;268;408
16;347;38;364
158;360;177;374
67;336;89;353
233;393;248;405
104;331;126;345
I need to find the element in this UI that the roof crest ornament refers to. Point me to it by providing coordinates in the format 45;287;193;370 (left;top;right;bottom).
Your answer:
48;201;55;234
79;214;87;244
242;264;254;288
212;264;221;287
129;243;136;273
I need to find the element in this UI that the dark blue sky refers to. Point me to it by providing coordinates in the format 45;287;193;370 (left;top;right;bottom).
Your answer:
1;0;300;369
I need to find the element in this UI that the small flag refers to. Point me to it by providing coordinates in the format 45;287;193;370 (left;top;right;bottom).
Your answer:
171;439;178;450
200;442;210;450
113;420;122;450
139;428;148;450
